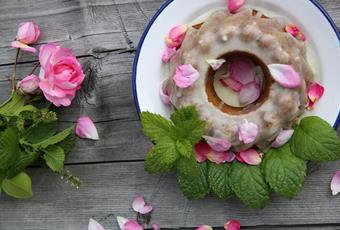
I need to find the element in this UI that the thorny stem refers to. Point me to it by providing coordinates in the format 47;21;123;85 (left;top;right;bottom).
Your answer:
29;62;40;75
11;48;21;92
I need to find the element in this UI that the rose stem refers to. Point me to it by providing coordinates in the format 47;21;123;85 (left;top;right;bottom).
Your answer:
29;62;40;75
11;48;21;92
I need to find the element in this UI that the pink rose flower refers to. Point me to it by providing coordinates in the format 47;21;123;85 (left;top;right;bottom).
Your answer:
17;74;40;95
38;43;85;107
11;22;40;53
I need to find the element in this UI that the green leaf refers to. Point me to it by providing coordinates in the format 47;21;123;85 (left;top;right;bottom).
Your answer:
1;172;33;198
140;112;175;143
290;116;340;162
176;155;199;177
177;161;210;200
26;121;57;144
6;151;40;178
42;145;65;172
0;93;25;116
208;162;233;200
57;133;77;154
0;170;5;185
176;139;193;158
230;162;270;208
144;138;179;174
262;144;306;199
33;126;74;148
0;127;19;170
171;106;205;145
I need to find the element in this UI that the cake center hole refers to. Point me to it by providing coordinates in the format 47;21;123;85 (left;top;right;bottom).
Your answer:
213;56;265;108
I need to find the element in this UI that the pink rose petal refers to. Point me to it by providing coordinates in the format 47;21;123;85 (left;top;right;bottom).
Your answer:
239;82;261;105
307;100;315;111
151;223;160;230
308;82;325;103
132;196;153;214
159;79;171;105
138;205;153;214
88;218;105;230
165;25;188;48
228;0;245;13
173;64;200;88
224;220;241;230
162;47;176;63
331;171;340;196
124;220;144;230
238;119;258;144
268;64;301;89
196;225;213;230
220;78;242;92
11;40;36;53
206;59;226;71
76;116;99;140
238;149;262;166
235;153;244;163
229;59;256;85
285;24;300;36
195;141;235;164
202;136;232;152
272;129;294;148
117;216;129;230
194;141;210;163
296;33;306;41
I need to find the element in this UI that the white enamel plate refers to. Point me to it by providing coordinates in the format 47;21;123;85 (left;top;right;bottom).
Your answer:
132;0;340;128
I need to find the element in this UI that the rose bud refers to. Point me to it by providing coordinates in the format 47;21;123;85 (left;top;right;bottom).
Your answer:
11;22;40;53
17;74;40;95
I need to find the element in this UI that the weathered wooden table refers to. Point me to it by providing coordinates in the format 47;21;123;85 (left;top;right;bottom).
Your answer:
0;0;339;229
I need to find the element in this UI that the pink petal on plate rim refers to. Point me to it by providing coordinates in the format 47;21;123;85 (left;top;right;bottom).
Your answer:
268;64;301;89
173;64;200;88
238;119;259;144
117;216;129;230
238;149;262;166
196;225;213;230
76;116;100;140
88;218;105;230
224;220;241;230
165;25;188;48
220;78;243;92
159;79;171;105
228;0;245;13
285;24;300;36
308;82;325;103
206;59;226;71
331;171;340;196
229;58;256;85
272;129;294;148
162;47;176;63
239;82;261;105
202;135;232;152
132;196;146;213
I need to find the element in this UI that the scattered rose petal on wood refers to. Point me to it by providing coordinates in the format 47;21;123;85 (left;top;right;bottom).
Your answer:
151;223;160;230
88;218;105;230
331;171;340;196
196;225;213;230
238;119;258;144
238;149;262;165
117;217;143;230
76;116;100;140
272;129;294;148
220;78;243;92
159;79;171;105
132;196;153;214
162;47;176;63
239;82;261;105
224;220;241;230
227;0;245;13
268;64;301;89
229;59;256;85
206;59;226;71
165;25;188;48
173;64;200;88
202;135;232;152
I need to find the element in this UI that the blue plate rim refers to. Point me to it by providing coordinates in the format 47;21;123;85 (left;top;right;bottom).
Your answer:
132;0;340;129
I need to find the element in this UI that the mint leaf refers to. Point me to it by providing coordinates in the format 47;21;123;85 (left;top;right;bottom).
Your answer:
208;162;233;200
171;106;205;145
57;133;76;154
144;138;179;174
0;127;19;170
177;162;209;200
230;162;270;208
0;93;25;116
42;145;65;172
6;151;39;178
0;170;5;185
1;172;33;198
33;126;74;148
140;112;175;143
176;139;193;158
290;116;340;162
262;144;307;199
176;155;199;177
27;121;57;144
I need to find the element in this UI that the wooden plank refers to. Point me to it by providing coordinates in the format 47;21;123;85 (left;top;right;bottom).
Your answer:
1;161;340;229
